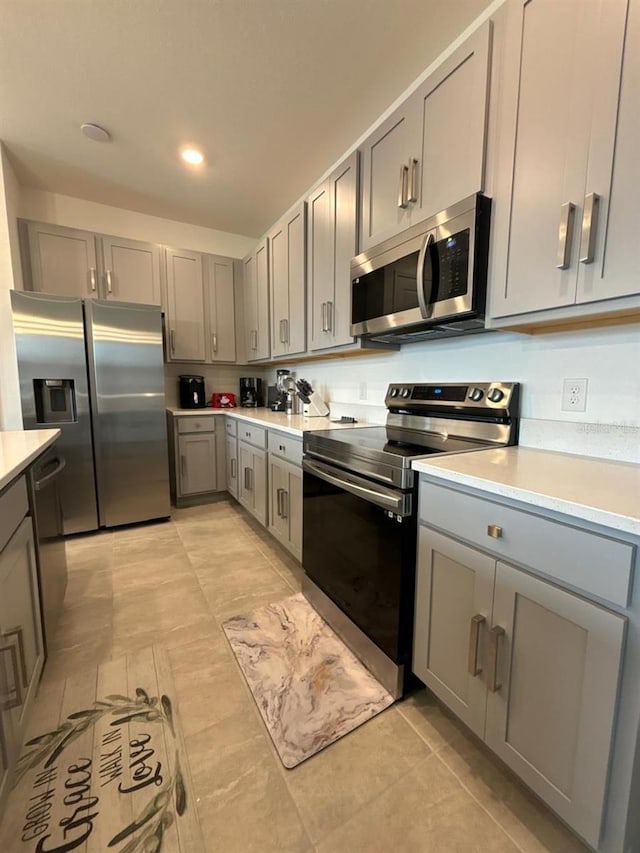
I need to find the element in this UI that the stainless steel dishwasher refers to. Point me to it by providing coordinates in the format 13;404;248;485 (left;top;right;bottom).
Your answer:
30;450;68;653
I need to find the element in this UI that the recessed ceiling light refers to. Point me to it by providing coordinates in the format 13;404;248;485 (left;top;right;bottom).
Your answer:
180;147;205;166
81;122;111;142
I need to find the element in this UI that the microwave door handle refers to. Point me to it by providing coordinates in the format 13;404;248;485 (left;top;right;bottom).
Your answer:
416;231;435;318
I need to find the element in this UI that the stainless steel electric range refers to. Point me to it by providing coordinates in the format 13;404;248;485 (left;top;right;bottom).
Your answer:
302;382;520;699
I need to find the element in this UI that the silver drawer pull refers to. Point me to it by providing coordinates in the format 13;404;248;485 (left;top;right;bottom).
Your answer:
407;158;419;203
487;524;502;539
488;625;505;692
231;458;237;478
397;164;409;209
106;269;113;294
89;267;97;292
579;192;600;265
467;614;485;677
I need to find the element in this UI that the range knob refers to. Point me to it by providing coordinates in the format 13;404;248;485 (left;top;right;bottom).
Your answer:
401;388;411;398
390;387;399;398
488;387;505;403
468;387;484;402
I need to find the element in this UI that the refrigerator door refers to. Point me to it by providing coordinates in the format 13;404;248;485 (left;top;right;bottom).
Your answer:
11;291;99;534
84;299;170;527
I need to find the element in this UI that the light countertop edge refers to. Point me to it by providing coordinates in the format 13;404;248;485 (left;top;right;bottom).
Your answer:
0;429;62;493
166;407;375;437
413;446;640;537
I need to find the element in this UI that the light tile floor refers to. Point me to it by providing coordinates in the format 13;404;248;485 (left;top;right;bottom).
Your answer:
35;500;587;853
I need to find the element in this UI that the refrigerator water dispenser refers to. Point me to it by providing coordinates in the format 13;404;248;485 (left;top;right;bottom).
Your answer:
33;379;77;424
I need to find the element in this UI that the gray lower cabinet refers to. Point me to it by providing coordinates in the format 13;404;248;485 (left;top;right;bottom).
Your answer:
238;440;267;525
226;433;238;499
168;415;226;505
0;481;44;816
414;487;628;849
178;432;217;496
268;454;302;561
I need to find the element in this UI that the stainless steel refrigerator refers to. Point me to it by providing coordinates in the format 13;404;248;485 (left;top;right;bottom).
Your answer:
11;291;170;534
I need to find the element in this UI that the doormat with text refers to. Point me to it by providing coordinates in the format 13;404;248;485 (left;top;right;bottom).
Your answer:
0;645;204;853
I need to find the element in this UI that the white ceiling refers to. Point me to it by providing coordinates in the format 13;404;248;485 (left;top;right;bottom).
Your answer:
1;0;492;238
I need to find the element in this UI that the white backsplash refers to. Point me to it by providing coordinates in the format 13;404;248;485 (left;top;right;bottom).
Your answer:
163;363;267;408
267;323;640;463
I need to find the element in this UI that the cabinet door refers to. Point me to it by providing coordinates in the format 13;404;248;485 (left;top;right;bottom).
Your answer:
493;0;627;318
0;518;44;746
178;433;217;495
270;204;306;358
100;235;162;305
251;448;268;526
485;561;626;848
410;22;491;223
238;441;254;513
206;255;236;362
360;103;414;251
244;240;270;362
308;180;333;350
331;151;359;347
165;247;206;361
243;251;258;361
26;221;99;297
270;223;288;358
0;710;11;816
269;457;289;541
226;435;238;499
413;528;495;738
578;0;640;304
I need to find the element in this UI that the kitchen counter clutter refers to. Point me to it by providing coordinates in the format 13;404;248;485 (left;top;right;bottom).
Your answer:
0;429;61;491
412;445;640;535
412;444;640;853
166;406;373;437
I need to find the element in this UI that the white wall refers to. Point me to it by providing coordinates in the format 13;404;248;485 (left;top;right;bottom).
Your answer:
272;322;640;463
0;144;23;430
19;189;257;259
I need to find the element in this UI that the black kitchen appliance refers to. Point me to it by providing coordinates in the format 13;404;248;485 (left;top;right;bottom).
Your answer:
179;375;206;409
240;377;263;408
302;381;520;699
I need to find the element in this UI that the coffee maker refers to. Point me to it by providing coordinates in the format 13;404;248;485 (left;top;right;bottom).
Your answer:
240;377;263;408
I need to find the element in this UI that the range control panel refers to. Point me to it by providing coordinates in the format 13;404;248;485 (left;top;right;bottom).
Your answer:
385;382;518;411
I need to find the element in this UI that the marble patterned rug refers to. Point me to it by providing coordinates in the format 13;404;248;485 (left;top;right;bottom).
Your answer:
222;592;395;768
0;645;204;853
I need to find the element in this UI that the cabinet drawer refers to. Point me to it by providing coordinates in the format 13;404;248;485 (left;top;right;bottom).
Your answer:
237;423;267;448
0;476;29;552
419;480;634;608
268;431;303;466
177;416;217;434
225;418;237;437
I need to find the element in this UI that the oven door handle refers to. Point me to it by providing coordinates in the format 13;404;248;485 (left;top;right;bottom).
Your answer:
416;231;435;319
303;459;411;516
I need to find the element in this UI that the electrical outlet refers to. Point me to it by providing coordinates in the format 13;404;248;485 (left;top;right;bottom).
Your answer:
358;382;367;401
561;378;588;412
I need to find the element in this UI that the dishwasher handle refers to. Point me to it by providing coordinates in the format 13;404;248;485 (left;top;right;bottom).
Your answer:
303;458;412;517
34;456;67;491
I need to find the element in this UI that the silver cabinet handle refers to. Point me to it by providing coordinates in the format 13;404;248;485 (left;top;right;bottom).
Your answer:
488;625;505;692
211;332;218;354
556;201;576;269
467;614;485;677
252;330;258;350
244;467;253;490
407;158;419;203
244;467;249;489
579;192;600;265
416;231;435;318
170;329;176;355
284;318;289;343
231;457;237;479
180;455;186;477
281;489;288;520
279;319;284;343
0;641;23;710
321;302;327;332
397;164;409;209
89;267;97;292
326;300;333;332
276;487;283;517
106;269;113;295
487;524;502;539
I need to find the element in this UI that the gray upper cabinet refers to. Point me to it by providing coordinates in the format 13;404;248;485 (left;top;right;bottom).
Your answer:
269;202;306;358
165;247;206;361
490;0;631;322
308;152;359;351
24;221;99;297
243;238;270;362
205;255;236;362
360;22;491;252
100;235;162;305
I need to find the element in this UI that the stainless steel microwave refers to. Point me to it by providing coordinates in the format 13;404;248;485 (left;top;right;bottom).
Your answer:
350;194;491;342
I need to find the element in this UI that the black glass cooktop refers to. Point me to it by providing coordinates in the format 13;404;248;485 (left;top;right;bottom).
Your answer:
305;426;445;462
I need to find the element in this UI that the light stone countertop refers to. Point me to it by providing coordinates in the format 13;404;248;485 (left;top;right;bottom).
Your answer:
166;407;376;437
413;446;640;536
0;429;62;492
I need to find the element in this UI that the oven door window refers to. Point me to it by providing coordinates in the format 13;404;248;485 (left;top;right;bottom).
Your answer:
303;470;416;663
351;251;420;326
